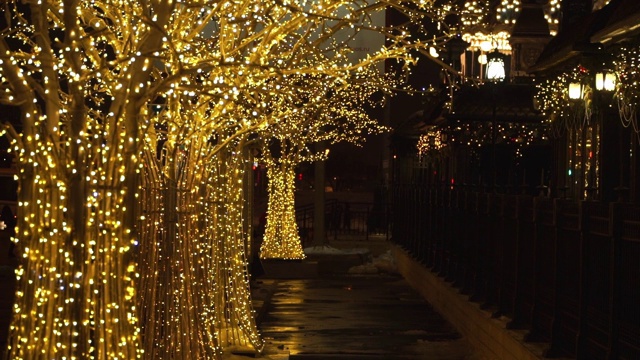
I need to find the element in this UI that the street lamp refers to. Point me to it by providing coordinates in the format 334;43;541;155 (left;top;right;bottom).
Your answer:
446;35;470;71
484;49;507;190
568;69;616;100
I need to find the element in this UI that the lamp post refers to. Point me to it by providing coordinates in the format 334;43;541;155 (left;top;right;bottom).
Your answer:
484;50;507;191
591;69;628;202
565;67;618;200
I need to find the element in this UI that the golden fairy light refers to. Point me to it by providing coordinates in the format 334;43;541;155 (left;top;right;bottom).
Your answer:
261;160;308;260
614;45;640;130
418;129;446;156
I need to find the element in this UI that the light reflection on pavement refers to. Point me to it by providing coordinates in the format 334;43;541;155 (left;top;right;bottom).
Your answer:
255;274;477;359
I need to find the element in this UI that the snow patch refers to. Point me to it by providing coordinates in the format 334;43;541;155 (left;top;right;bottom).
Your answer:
348;250;397;274
303;245;369;255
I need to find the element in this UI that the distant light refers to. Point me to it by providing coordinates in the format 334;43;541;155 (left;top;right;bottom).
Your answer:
486;54;505;81
480;40;492;52
429;46;439;58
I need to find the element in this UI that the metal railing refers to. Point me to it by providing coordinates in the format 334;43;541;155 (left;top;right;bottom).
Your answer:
295;199;390;246
391;184;640;359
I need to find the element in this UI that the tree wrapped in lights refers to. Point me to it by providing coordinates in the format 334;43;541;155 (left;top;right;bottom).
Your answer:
203;140;263;352
0;1;266;357
137;94;266;357
231;0;435;262
0;1;179;357
258;70;393;260
260;146;310;260
137;102;225;358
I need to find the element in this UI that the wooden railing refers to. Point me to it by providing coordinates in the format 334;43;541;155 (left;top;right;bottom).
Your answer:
391;184;640;359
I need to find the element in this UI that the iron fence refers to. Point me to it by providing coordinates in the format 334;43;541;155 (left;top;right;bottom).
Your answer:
295;199;390;246
391;184;640;359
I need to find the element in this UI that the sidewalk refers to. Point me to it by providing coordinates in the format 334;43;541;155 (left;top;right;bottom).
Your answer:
250;238;477;360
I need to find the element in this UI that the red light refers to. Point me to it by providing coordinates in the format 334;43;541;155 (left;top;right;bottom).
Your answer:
298;173;303;180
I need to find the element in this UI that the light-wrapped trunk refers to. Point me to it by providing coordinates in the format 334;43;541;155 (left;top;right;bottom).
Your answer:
9;110;141;359
205;145;264;352
137;138;263;358
260;163;306;260
137;141;221;359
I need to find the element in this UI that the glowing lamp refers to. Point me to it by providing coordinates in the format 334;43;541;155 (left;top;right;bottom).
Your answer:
478;54;487;65
486;50;506;81
595;71;616;91
568;82;582;100
480;40;492;52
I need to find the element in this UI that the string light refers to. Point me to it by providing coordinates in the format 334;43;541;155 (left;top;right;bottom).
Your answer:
545;0;561;35
496;0;521;25
535;66;596;137
460;1;489;28
417;129;446;156
613;45;640;131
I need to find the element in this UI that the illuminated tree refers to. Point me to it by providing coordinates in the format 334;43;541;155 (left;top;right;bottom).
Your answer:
0;1;178;357
137;95;266;357
203;139;262;353
258;70;394;260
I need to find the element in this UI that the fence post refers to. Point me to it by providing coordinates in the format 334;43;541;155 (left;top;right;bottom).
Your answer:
507;195;534;330
607;201;620;359
577;200;587;358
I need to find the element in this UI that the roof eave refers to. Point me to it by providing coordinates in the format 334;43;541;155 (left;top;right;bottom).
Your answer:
527;48;581;74
591;15;640;44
